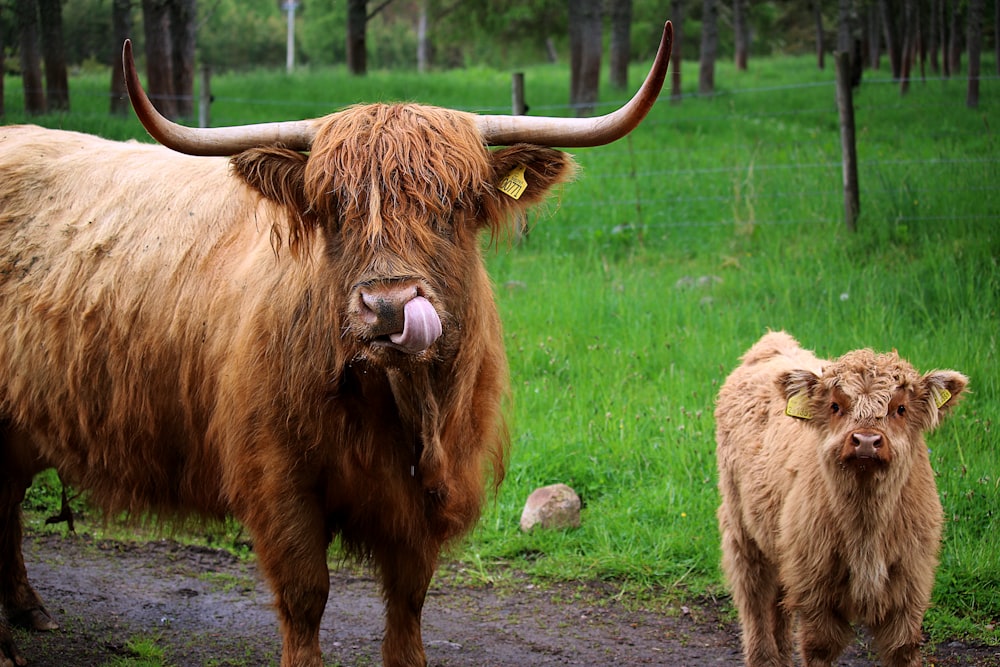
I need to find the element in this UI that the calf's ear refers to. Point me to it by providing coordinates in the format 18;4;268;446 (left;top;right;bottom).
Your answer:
231;147;317;256
481;145;578;235
777;369;820;420
921;370;969;424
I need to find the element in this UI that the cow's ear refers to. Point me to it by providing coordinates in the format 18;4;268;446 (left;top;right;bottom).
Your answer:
482;145;577;231
920;369;968;426
231;147;317;256
777;369;820;420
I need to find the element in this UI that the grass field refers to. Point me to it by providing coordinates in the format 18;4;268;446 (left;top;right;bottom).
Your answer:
4;51;999;645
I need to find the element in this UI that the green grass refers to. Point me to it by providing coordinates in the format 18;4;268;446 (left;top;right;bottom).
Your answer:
5;52;999;647
106;635;167;667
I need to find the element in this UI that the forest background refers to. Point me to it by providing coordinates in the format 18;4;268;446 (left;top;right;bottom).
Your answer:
2;0;997;120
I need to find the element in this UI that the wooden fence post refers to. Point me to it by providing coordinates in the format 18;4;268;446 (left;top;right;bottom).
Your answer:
199;65;211;129
511;72;526;116
835;51;859;232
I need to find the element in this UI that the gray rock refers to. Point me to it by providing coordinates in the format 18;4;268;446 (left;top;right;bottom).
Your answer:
519;483;581;532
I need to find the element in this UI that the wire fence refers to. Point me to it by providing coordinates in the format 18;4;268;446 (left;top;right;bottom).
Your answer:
552;75;1000;234
5;70;997;234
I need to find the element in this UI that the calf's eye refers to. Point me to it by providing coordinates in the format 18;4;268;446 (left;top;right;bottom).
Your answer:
896;404;906;416
831;402;840;415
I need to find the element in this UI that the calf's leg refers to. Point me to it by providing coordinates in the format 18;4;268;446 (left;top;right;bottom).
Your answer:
720;516;790;666
796;606;854;667
871;607;925;667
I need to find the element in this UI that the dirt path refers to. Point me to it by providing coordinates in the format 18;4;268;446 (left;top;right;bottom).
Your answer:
14;532;999;666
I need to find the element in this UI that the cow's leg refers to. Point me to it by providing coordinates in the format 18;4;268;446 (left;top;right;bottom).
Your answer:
375;540;437;667
242;497;330;667
0;458;56;667
720;517;787;666
0;450;58;636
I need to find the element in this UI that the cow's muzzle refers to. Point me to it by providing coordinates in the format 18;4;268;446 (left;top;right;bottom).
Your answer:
354;281;442;354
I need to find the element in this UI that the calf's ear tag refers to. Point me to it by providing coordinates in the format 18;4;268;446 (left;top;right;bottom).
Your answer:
785;393;813;420
499;165;528;200
931;386;952;409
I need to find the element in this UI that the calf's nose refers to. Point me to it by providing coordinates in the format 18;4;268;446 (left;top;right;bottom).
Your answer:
851;432;882;458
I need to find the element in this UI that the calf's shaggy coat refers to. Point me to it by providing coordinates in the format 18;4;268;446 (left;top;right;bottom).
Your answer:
715;331;967;667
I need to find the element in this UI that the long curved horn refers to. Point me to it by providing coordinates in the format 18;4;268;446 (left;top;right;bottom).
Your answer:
475;20;673;147
123;39;321;156
124;20;671;156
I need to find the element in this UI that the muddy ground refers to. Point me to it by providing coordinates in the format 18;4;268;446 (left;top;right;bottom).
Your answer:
12;532;1000;666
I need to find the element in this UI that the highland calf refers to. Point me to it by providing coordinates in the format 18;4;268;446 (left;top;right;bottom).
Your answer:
0;27;672;667
715;331;967;667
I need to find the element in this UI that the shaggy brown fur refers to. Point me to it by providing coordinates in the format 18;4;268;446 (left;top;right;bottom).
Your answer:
0;107;575;667
715;331;967;667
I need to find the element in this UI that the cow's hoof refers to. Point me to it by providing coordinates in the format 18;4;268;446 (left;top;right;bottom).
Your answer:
0;639;28;667
12;607;59;632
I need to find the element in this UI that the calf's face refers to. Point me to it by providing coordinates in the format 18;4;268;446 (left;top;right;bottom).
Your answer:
779;350;968;478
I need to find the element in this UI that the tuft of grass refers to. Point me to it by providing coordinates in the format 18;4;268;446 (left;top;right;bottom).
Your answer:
104;635;167;667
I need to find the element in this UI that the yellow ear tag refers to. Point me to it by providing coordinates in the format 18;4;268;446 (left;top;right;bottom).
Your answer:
931;386;952;409
498;165;528;200
785;393;813;420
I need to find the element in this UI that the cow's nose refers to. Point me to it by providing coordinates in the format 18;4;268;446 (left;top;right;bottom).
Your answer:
359;284;418;334
851;432;882;458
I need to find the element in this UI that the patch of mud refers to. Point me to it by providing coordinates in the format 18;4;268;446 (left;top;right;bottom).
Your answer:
15;532;1000;666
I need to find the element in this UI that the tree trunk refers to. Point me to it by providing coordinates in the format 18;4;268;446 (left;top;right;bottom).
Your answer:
866;3;881;69
417;0;428;73
966;0;983;107
837;0;852;62
568;0;602;117
733;0;749;71
142;0;177;118
814;0;825;69
915;0;926;80
608;0;632;90
899;0;914;94
880;0;903;79
837;0;862;87
346;0;367;76
110;0;133;115
948;0;962;74
170;0;197;118
38;0;69;111
941;0;951;76
16;0;47;114
670;0;684;102
929;0;940;74
698;0;718;95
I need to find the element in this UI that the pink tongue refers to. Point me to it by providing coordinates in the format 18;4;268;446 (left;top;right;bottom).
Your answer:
389;297;442;353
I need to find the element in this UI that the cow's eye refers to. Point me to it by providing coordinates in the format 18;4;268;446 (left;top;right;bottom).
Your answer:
831;402;840;415
896;404;906;417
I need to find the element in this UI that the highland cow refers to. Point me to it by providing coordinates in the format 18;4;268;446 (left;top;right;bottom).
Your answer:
715;331;967;667
0;26;673;667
